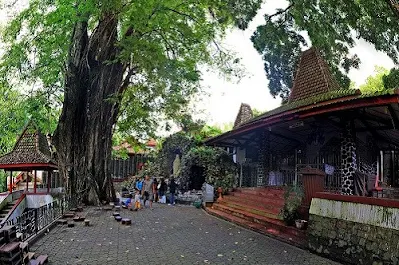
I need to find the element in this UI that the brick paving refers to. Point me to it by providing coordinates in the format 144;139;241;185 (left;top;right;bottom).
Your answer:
31;204;342;265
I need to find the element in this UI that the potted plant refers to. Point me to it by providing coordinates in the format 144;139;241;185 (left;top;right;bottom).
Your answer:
280;185;304;226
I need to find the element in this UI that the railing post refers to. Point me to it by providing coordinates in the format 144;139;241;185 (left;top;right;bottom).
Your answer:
34;209;38;234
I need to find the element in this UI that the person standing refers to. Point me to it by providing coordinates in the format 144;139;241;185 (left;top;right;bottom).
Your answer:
153;178;159;202
158;178;167;203
135;177;143;192
142;175;154;209
169;178;177;205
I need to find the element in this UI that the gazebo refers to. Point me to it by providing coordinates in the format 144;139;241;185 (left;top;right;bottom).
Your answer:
0;122;57;194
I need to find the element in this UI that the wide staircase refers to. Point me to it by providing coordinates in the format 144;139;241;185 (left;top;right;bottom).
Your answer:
205;187;307;248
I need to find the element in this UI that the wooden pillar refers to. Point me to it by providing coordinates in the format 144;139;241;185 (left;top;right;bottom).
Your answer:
26;171;29;191
47;171;51;193
34;170;37;194
9;171;12;193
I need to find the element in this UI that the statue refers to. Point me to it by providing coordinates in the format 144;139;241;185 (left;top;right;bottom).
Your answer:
173;154;181;178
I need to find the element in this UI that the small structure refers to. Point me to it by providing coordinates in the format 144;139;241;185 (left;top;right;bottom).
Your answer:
0;122;58;194
110;139;157;180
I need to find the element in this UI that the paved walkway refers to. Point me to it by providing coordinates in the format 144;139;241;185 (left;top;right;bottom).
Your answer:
31;204;342;265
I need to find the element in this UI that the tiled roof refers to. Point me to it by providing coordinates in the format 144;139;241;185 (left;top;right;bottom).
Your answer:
288;48;341;103
233;103;253;128
240;47;354;127
113;139;157;155
0;122;56;167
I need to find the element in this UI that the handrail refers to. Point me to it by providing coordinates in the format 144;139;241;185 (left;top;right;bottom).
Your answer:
0;193;26;228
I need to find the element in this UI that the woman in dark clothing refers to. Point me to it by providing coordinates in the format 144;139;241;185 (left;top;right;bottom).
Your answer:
169;178;177;205
158;178;167;203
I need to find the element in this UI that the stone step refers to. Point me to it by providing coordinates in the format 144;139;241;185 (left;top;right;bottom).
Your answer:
36;254;48;264
23;252;35;263
211;203;303;238
218;200;281;218
205;207;307;249
234;187;286;198
28;260;39;265
222;194;284;214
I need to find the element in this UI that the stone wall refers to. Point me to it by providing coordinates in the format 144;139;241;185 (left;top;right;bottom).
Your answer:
256;130;269;187
308;196;399;265
308;214;399;265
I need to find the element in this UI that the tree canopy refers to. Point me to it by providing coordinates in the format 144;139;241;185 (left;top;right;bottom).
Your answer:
251;1;399;100
358;66;399;93
0;0;263;138
0;0;263;202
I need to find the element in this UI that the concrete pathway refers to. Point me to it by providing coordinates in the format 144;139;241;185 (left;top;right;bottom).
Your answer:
31;204;342;265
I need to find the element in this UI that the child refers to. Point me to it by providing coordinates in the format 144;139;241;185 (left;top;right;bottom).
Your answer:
122;194;133;209
131;189;141;211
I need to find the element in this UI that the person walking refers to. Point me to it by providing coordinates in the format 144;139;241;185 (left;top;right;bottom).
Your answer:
142;175;154;209
169;178;177;205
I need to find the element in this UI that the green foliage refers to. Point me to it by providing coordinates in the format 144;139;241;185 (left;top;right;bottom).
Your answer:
0;86;59;155
383;68;399;89
357;66;399;93
252;108;265;117
252;1;399;100
0;0;263;140
138;127;231;191
280;185;304;225
180;146;236;191
359;66;389;93
154;132;196;178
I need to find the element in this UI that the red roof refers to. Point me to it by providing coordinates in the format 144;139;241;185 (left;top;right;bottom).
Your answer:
113;139;157;155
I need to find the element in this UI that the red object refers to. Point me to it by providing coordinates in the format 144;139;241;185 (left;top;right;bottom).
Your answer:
138;163;144;170
205;94;399;145
301;167;325;207
9;172;12;193
314;192;399;209
33;170;37;194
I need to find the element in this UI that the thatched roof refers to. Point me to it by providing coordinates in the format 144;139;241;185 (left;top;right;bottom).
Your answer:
233;103;253;128
0;121;56;170
288;48;341;103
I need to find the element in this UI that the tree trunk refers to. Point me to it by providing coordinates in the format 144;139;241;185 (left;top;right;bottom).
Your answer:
53;14;124;204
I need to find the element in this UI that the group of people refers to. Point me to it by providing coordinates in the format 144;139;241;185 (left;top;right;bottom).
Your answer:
123;175;177;210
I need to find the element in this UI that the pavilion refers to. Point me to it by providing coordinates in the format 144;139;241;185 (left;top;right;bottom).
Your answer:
204;48;399;262
0;121;58;194
206;47;399;196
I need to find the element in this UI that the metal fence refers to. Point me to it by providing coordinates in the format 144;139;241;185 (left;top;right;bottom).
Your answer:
2;196;71;241
110;154;150;179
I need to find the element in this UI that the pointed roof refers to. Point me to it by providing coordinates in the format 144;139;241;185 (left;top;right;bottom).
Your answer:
288;47;341;103
233;103;253;128
0;121;57;170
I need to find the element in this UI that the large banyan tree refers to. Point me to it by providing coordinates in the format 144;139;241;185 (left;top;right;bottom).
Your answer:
0;0;262;203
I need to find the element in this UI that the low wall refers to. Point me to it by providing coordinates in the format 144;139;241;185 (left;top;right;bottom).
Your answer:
308;193;399;265
26;194;53;208
7;196;26;222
